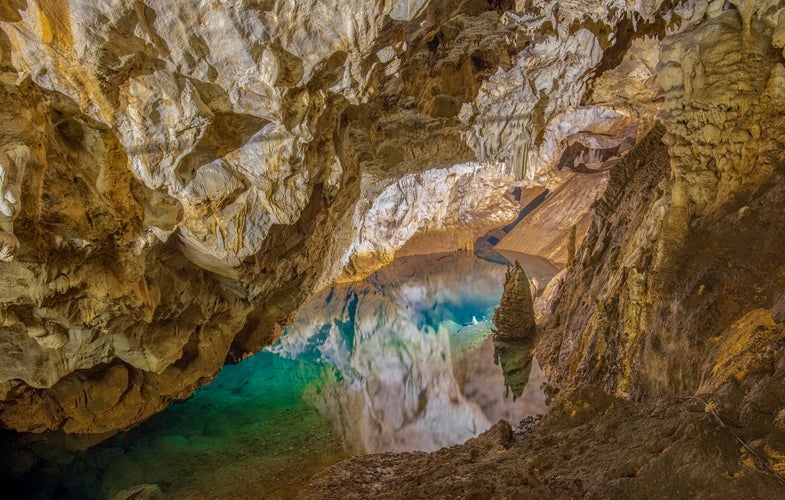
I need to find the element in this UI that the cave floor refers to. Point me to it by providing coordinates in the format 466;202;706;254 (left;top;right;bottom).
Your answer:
306;385;785;499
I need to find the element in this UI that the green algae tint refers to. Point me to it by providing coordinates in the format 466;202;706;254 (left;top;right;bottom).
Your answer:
99;352;348;498
3;352;347;499
1;254;547;498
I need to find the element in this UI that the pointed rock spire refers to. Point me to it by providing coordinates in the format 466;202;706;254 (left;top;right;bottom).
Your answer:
493;261;537;341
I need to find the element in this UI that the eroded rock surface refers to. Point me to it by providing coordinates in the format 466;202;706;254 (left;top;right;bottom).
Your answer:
492;261;536;341
0;0;671;433
306;385;785;498
539;9;785;408
494;171;609;269
0;0;782;448
305;1;785;496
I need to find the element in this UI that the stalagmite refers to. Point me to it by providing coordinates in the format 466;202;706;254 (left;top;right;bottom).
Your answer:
493;261;536;341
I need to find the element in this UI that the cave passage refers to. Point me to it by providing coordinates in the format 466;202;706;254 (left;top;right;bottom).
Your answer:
3;253;546;498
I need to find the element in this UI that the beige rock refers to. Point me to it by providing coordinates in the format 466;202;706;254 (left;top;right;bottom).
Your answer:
0;229;18;262
0;0;780;435
538;5;785;405
340;161;519;280
495;172;609;271
493;262;536;342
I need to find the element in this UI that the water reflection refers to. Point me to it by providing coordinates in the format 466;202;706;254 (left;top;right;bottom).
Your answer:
0;253;547;498
275;253;546;454
493;338;536;399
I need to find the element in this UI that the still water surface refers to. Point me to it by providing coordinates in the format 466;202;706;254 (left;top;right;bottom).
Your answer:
8;253;545;498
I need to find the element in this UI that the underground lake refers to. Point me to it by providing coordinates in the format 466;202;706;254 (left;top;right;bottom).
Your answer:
1;253;548;498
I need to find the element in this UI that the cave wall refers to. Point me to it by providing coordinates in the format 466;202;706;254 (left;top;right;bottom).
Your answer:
538;7;785;442
1;0;780;434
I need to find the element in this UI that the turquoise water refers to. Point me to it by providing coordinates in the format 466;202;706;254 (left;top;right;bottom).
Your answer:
4;352;345;499
1;254;546;498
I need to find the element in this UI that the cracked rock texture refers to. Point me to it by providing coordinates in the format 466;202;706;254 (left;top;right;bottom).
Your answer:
305;1;785;496
0;0;781;444
0;0;665;433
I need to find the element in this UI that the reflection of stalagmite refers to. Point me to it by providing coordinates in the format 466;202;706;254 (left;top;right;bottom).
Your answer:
493;338;534;399
277;254;546;454
492;261;537;398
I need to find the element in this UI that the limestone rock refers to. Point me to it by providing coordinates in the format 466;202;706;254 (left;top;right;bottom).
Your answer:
0;0;522;433
340;161;519;280
494;171;609;270
534;268;566;322
0;0;780;435
493;262;536;342
538;7;785;409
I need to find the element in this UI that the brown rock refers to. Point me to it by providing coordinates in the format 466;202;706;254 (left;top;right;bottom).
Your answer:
493;262;537;342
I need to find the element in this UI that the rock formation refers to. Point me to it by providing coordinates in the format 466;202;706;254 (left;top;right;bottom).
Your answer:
539;8;785;406
493;261;536;341
303;1;785;495
0;13;782;497
0;0;664;434
492;261;538;398
493;172;608;269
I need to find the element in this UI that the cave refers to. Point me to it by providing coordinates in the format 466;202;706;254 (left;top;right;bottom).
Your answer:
1;0;785;498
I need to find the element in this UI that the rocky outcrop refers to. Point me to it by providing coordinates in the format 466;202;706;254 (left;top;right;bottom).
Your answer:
539;8;785;406
304;2;785;495
492;261;539;398
338;161;519;280
536;123;671;397
493;171;609;270
493;262;536;341
523;7;785;489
